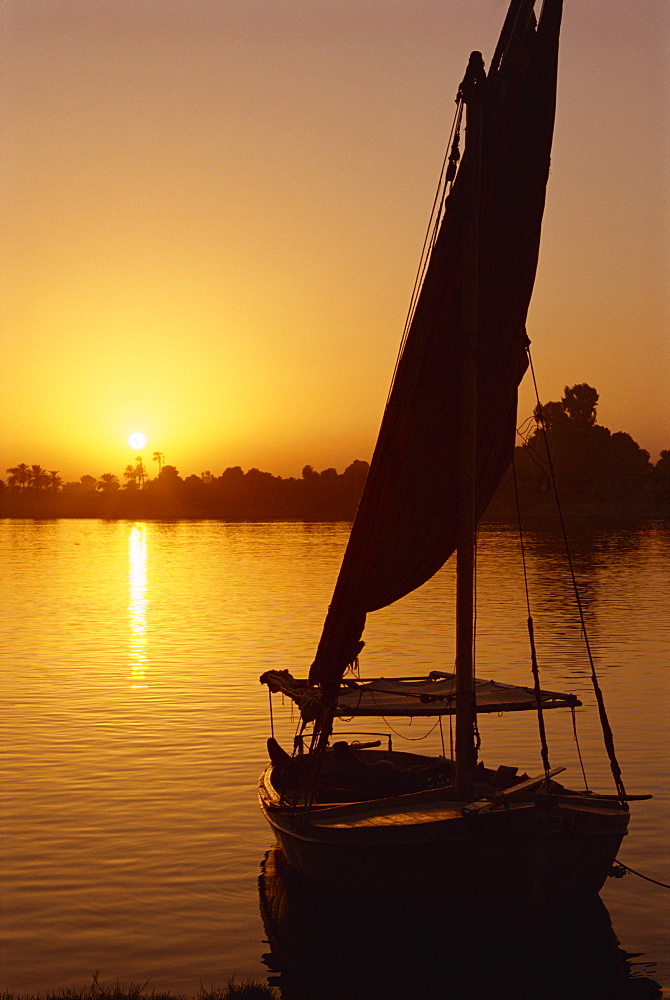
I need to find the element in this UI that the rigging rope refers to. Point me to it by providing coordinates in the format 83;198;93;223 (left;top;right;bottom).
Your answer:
383;717;444;741
570;705;590;792
526;346;628;806
366;688;444;742
512;456;552;781
387;93;465;405
268;688;275;739
610;861;670;890
473;528;481;756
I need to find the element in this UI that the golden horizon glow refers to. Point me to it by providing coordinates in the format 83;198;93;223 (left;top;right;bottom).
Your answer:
1;1;668;482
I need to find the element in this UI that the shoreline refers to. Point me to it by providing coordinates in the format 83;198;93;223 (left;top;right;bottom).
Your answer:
0;981;277;1000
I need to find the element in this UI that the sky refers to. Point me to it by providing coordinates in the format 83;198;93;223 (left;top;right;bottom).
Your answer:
1;0;668;483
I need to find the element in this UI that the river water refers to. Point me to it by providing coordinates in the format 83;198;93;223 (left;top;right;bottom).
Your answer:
1;518;668;997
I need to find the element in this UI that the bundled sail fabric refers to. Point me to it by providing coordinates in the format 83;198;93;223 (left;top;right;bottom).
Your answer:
261;669;580;721
310;0;563;696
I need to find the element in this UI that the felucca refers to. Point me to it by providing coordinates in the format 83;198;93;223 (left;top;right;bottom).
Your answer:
259;0;636;901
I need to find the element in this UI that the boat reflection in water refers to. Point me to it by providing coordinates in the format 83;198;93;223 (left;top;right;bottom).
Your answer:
258;847;661;1000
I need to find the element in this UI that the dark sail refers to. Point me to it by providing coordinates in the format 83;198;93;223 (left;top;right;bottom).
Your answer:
310;0;563;694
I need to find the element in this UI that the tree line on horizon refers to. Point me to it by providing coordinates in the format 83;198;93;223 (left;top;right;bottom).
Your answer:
1;454;372;520
2;385;670;519
488;382;670;509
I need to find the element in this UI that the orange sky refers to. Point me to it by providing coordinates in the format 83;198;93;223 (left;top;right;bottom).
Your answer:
1;0;668;483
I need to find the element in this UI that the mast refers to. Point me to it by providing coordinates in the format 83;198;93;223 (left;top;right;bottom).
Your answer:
307;0;562;756
454;52;485;802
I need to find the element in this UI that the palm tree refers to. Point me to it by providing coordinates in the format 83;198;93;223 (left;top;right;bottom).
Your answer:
153;451;165;473
97;473;120;493
29;464;48;490
134;456;147;488
6;463;31;490
123;463;138;488
48;471;62;492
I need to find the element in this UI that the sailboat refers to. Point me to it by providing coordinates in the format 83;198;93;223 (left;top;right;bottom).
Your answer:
258;0;634;902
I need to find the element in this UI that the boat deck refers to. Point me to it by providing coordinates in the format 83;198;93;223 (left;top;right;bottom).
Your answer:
311;799;531;828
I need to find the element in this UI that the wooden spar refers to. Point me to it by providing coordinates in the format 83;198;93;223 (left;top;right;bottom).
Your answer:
454;0;538;803
454;52;485;801
490;0;537;76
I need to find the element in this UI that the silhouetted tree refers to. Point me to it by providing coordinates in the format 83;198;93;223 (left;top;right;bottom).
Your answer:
80;475;97;493
533;399;568;433
562;383;599;426
6;463;31;490
153;451;165;473
48;471;62;492
146;465;183;512
157;464;180;481
220;465;244;484
97;473;120;493
123;457;147;489
134;457;147;488
342;460;369;483
123;464;139;489
522;383;651;501
183;474;203;489
151;464;182;492
29;464;49;490
653;450;670;502
607;432;650;474
655;450;670;476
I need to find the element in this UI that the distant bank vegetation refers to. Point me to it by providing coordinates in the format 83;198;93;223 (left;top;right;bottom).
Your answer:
0;458;371;521
2;386;669;520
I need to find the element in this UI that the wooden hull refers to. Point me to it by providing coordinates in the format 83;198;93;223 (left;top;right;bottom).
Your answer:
259;763;629;902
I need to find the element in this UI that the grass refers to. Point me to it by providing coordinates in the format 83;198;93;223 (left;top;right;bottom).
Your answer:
0;975;278;1000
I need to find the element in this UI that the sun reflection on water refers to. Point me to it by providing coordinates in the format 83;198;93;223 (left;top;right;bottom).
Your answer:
128;523;148;688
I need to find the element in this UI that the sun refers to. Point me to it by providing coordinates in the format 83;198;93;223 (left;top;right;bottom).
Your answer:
128;432;147;450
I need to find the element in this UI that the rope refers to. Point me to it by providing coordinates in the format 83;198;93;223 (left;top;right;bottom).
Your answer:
268;688;275;739
570;705;590;792
387;94;465;405
512;456;552;781
473;529;481;757
610;860;670;890
526;347;628;806
331;684;445;743
372;710;443;743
